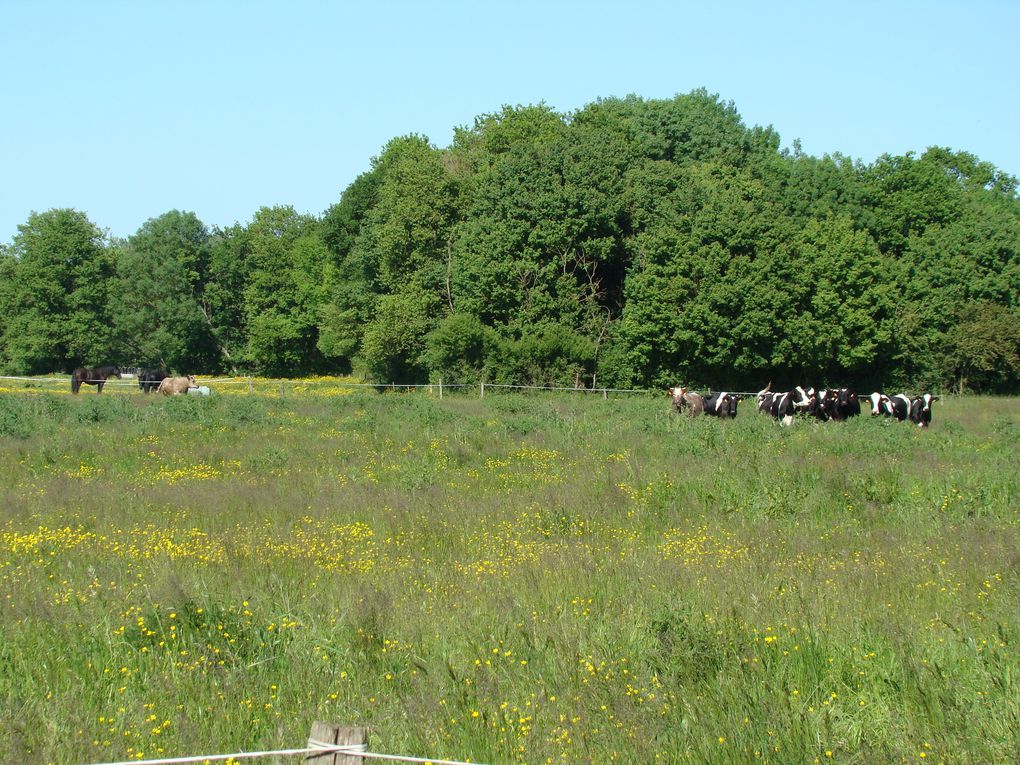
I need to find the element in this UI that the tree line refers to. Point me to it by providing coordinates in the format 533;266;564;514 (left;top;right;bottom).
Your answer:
2;90;1019;393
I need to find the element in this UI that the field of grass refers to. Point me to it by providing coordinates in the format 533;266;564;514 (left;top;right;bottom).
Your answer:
1;382;1018;764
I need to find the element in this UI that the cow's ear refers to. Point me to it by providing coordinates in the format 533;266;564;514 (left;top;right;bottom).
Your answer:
932;396;940;402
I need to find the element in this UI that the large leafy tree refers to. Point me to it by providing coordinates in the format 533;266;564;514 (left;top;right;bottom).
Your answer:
319;135;460;380
111;210;218;372
1;209;114;373
5;93;1019;390
941;302;1020;393
241;206;327;376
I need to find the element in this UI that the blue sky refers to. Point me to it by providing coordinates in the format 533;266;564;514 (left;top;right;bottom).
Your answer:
2;1;1017;242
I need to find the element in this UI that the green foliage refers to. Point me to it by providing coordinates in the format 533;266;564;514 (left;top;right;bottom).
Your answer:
357;287;440;382
112;210;218;372
241;207;327;375
1;209;114;372
0;395;34;438
3;92;1019;390
425;313;488;384
941;302;1020;393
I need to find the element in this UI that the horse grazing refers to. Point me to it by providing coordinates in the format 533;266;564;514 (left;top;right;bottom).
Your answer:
157;375;197;396
138;368;168;393
71;366;122;394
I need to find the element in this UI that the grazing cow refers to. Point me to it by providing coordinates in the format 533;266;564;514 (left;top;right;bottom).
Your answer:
157;375;197;396
757;383;812;426
827;388;861;420
796;387;828;420
138;368;168;394
886;394;913;422
756;382;777;413
668;386;704;415
868;392;893;417
909;394;939;428
703;391;739;418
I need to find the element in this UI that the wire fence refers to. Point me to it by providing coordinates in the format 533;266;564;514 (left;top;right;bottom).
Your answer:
81;725;484;765
0;374;767;399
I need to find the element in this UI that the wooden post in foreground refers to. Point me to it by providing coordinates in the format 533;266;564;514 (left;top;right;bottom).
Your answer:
306;721;367;765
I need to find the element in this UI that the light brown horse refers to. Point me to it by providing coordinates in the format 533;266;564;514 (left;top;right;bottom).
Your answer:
157;375;197;396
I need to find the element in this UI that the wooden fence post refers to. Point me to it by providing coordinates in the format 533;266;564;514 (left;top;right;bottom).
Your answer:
248;377;254;395
306;721;367;765
439;376;443;400
480;381;485;398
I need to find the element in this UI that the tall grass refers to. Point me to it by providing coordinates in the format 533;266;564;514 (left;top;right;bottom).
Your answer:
1;388;1018;764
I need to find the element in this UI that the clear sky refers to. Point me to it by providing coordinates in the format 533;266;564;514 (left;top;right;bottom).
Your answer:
2;0;1017;243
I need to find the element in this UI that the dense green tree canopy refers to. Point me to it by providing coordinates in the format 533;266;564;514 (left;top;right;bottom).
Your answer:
2;91;1018;392
1;209;114;373
111;210;218;373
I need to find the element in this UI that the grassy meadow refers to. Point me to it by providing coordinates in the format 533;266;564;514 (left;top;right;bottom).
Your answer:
1;380;1018;764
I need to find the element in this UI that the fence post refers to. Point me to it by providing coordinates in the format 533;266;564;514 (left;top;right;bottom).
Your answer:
603;388;608;400
248;377;254;395
480;381;485;398
439;376;443;400
307;721;367;765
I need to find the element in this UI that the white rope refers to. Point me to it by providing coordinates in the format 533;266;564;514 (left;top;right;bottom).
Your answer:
3;375;887;399
82;740;485;765
336;747;483;765
481;383;647;394
0;375;137;386
83;743;343;765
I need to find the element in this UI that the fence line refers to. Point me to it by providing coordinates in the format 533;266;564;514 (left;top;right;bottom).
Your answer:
82;723;485;765
1;373;773;398
84;748;481;765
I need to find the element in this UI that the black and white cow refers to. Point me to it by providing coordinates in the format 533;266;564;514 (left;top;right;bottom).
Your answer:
704;391;739;418
802;387;830;420
868;392;892;417
829;388;861;420
756;384;812;426
909;394;939;428
886;394;913;422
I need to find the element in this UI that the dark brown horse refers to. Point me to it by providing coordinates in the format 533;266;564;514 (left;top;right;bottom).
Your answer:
138;368;168;393
71;366;122;394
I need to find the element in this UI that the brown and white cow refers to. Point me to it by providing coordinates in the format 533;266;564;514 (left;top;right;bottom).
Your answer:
668;386;705;415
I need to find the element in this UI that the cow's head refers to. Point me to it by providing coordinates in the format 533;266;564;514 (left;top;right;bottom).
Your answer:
869;392;890;416
668;386;686;409
911;393;938;427
792;386;816;411
715;392;738;417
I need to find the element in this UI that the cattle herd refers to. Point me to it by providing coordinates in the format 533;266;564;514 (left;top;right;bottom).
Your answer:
669;384;939;428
